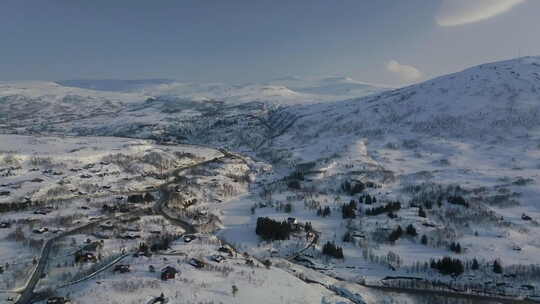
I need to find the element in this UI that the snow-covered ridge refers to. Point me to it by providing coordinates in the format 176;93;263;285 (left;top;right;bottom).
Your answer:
53;76;388;105
289;56;540;142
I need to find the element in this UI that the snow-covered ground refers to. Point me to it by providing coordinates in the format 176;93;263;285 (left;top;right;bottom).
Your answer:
0;134;221;205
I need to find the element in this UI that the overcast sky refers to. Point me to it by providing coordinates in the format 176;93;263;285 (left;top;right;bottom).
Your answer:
0;0;538;85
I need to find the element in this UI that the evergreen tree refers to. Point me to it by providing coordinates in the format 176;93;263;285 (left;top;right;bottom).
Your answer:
322;241;344;259
418;206;427;218
471;258;479;270
365;201;401;216
284;203;293;213
449;242;462;254
323;206;331;217
255;217;292;241
430;257;464;276
493;260;503;274
421;234;428;245
388;226;403;242
342;202;356;219
406;224;417;237
365;195;372;205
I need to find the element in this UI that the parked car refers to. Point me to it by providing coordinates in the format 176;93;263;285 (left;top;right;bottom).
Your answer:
33;227;49;234
183;235;197;243
218;246;234;256
189;258;205;269
113;264;131;273
210;255;226;263
46;296;71;304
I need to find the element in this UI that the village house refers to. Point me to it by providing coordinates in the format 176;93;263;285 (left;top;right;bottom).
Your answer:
161;266;178;280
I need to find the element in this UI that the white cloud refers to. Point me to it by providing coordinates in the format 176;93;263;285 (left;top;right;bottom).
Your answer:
436;0;525;27
386;60;423;83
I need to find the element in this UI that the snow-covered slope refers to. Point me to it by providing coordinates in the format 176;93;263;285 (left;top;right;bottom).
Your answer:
254;57;540;273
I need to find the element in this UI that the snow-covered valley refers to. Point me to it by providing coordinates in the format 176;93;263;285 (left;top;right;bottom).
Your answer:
2;57;540;304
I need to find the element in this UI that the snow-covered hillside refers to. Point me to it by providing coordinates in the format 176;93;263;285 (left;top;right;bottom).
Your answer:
243;57;540;285
287;56;540;143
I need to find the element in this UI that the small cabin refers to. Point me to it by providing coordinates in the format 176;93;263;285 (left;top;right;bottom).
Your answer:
522;213;532;221
218;246;233;256
161;266;178;280
211;255;225;263
287;217;298;225
75;251;97;263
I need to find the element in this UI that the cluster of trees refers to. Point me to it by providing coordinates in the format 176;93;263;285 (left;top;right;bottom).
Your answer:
341;180;365;195
255;217;292;241
365;201;401;216
316;206;331;217
388;224;417;242
359;194;377;205
148;233;181;252
447;195;469;208
0;200;40;213
449;242;462;253
287;180;301;190
388;226;403;242
406;224;417;237
127;193;155;204
322;241;344;259
431;257;465;276
342;200;358;219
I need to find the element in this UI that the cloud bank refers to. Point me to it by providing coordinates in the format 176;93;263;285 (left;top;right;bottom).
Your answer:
386;60;423;83
436;0;525;27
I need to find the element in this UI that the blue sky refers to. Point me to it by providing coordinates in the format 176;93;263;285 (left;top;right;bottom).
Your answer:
1;0;538;85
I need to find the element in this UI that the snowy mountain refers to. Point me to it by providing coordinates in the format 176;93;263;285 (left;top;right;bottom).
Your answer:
267;75;387;98
57;79;175;92
287;56;540;144
54;76;388;105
